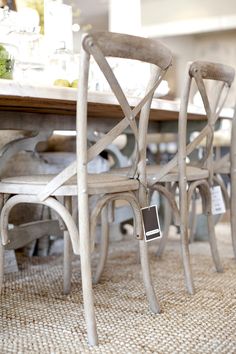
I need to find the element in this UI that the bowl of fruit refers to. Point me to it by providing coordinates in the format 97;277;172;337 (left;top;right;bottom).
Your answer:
53;78;78;88
0;43;15;80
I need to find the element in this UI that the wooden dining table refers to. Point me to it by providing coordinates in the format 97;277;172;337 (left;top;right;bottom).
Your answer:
0;78;233;178
0;79;233;133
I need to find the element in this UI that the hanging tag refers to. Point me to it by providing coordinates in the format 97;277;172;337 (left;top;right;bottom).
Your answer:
141;205;162;242
211;186;226;215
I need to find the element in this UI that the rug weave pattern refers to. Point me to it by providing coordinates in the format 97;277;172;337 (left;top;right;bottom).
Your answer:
1;237;236;353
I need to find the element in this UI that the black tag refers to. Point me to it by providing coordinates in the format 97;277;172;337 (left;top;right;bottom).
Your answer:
141;205;162;242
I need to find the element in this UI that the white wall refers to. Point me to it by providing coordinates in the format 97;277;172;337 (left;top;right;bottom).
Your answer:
142;0;236;25
160;30;236;105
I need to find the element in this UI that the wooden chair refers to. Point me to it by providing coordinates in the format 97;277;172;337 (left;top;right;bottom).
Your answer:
147;61;235;294
212;105;236;257
0;31;172;346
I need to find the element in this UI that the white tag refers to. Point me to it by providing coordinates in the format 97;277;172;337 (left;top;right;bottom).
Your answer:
141;205;162;242
211;186;226;215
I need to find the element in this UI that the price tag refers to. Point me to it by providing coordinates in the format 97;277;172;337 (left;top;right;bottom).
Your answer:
141;205;162;242
211;186;226;215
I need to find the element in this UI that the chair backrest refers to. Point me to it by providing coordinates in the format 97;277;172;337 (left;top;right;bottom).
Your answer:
149;60;235;187
38;31;172;201
78;32;172;177
178;60;235;185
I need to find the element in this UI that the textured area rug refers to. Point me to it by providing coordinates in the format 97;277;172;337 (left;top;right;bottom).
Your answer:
1;224;236;353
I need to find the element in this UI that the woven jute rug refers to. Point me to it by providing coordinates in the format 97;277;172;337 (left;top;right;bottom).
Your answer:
1;224;236;353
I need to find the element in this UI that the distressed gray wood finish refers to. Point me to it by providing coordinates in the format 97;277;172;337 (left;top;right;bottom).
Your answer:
4;220;63;250
63;196;73;295
4;250;18;273
211;104;236;258
74;31;171;345
0;130;54;273
149;60;235;294
230;105;236;257
0;31;172;346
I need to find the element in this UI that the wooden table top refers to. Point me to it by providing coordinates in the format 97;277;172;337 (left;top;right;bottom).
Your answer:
0;79;233;121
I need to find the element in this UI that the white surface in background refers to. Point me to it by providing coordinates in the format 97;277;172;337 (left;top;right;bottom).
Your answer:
0;79;233;120
109;0;141;35
44;1;73;53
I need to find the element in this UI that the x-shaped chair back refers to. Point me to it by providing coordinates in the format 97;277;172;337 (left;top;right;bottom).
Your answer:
181;61;235;184
150;60;235;186
38;31;172;201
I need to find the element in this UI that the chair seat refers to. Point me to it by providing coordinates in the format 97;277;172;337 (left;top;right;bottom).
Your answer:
147;165;209;183
111;165;209;183
0;173;139;196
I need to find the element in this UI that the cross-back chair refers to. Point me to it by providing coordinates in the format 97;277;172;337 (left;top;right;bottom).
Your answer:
173;112;235;246
147;61;235;294
212;104;236;257
0;31;172;346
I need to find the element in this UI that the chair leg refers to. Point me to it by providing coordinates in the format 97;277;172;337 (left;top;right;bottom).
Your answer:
230;175;236;259
231;211;236;259
179;184;195;294
93;205;109;284
63;196;73;295
139;240;161;313
180;224;195;295
78;198;98;346
0;244;4;293
189;194;197;243
156;196;171;257
80;246;98;345
207;213;223;272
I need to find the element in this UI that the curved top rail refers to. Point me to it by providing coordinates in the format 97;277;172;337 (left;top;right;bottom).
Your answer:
189;60;235;86
83;31;172;71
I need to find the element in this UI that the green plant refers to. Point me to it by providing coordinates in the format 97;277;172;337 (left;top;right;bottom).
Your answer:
0;45;14;79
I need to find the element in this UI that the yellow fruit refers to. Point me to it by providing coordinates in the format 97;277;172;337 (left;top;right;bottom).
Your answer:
53;79;71;87
71;79;78;88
